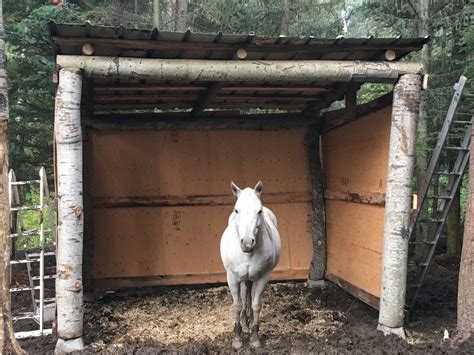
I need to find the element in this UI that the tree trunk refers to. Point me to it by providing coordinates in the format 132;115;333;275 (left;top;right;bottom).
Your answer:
280;0;290;36
447;178;462;256
153;0;160;28
457;123;474;342
0;0;25;351
54;69;84;353
414;0;431;262
446;0;465;258
176;0;188;32
378;74;421;339
307;128;326;286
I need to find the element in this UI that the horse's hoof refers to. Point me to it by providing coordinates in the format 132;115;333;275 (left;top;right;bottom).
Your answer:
250;336;261;349
232;338;243;349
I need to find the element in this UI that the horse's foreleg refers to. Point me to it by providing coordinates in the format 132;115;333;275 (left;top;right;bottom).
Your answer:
250;274;269;348
227;273;243;349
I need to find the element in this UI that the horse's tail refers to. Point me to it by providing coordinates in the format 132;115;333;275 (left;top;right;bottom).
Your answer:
244;280;253;328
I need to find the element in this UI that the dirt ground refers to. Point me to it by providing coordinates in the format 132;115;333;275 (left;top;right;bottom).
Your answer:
19;255;474;354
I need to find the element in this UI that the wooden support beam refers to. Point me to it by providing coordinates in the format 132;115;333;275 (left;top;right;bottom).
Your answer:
307;128;326;283
303;84;347;115
54;69;85;353
93;94;322;102
94;102;306;111
83;112;318;130
57;56;423;83
385;49;396;61
324;189;386;206
93;84;328;94
344;82;359;123
233;48;247;60
378;74;421;339
81;43;94;56
192;83;223;115
91;192;311;208
52;36;425;55
321;92;393;133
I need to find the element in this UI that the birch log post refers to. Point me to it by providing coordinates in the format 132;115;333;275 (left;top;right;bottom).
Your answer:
306;127;326;287
55;68;84;353
56;56;423;83
378;74;421;338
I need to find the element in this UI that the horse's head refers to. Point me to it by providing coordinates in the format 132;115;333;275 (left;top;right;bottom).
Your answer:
230;181;264;253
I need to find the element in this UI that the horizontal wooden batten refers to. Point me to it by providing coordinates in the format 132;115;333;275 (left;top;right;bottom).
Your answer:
53;36;424;55
94;102;307;111
324;189;386;206
83;112;318;130
57;56;423;83
93;268;309;290
326;273;380;310
93;84;328;94
92;192;312;208
93;94;322;103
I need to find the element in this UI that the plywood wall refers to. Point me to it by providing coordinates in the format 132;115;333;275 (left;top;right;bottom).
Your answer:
322;106;392;305
85;128;313;287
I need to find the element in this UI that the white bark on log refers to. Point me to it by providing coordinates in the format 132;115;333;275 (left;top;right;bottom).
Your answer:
54;69;84;353
56;56;423;83
378;74;421;338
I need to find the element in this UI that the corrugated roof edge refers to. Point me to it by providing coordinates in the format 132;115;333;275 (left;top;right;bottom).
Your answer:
47;20;430;48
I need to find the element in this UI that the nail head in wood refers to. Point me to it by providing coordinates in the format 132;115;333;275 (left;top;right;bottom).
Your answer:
385;49;396;61
82;43;95;56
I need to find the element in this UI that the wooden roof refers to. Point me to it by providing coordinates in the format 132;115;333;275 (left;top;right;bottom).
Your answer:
49;22;428;115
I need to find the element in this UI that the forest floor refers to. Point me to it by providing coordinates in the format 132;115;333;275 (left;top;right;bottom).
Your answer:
19;255;474;354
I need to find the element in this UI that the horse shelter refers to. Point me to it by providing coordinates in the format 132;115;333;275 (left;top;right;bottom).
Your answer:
48;22;428;352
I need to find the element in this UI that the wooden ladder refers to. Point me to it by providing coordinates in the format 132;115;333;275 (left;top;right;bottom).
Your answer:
8;167;56;339
405;76;472;312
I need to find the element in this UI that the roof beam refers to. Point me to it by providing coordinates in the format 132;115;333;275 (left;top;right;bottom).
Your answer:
52;36;424;55
57;56;423;83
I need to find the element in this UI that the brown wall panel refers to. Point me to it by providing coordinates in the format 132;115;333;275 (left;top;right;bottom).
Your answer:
86;128;313;285
322;106;391;302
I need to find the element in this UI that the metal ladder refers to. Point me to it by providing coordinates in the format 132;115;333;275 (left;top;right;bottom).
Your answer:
405;75;472;312
8;167;57;339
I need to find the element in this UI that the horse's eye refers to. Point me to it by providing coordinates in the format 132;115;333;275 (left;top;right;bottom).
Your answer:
258;209;262;215
235;209;239;214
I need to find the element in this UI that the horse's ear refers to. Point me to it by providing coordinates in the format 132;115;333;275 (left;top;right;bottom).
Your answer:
254;181;263;196
231;181;241;198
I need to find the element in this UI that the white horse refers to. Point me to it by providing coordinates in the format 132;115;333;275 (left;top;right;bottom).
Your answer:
220;181;281;349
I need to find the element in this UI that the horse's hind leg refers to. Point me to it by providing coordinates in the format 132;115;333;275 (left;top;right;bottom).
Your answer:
250;274;269;348
227;273;243;349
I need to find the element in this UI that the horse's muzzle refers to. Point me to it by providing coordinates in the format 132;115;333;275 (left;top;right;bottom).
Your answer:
241;238;255;253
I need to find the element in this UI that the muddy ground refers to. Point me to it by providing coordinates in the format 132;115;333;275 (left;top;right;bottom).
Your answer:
20;255;474;354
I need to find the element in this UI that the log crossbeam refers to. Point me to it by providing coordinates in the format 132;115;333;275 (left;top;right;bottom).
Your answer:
191;83;223;115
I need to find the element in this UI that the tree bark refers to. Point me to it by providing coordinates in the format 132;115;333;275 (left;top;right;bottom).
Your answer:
307;127;326;286
0;0;25;352
56;56;423;83
280;0;290;36
414;0;431;262
54;69;84;353
176;0;188;32
457;123;474;342
447;178;462;256
378;74;421;338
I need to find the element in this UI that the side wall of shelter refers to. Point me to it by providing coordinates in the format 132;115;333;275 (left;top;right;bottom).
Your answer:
322;105;392;308
83;127;314;288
